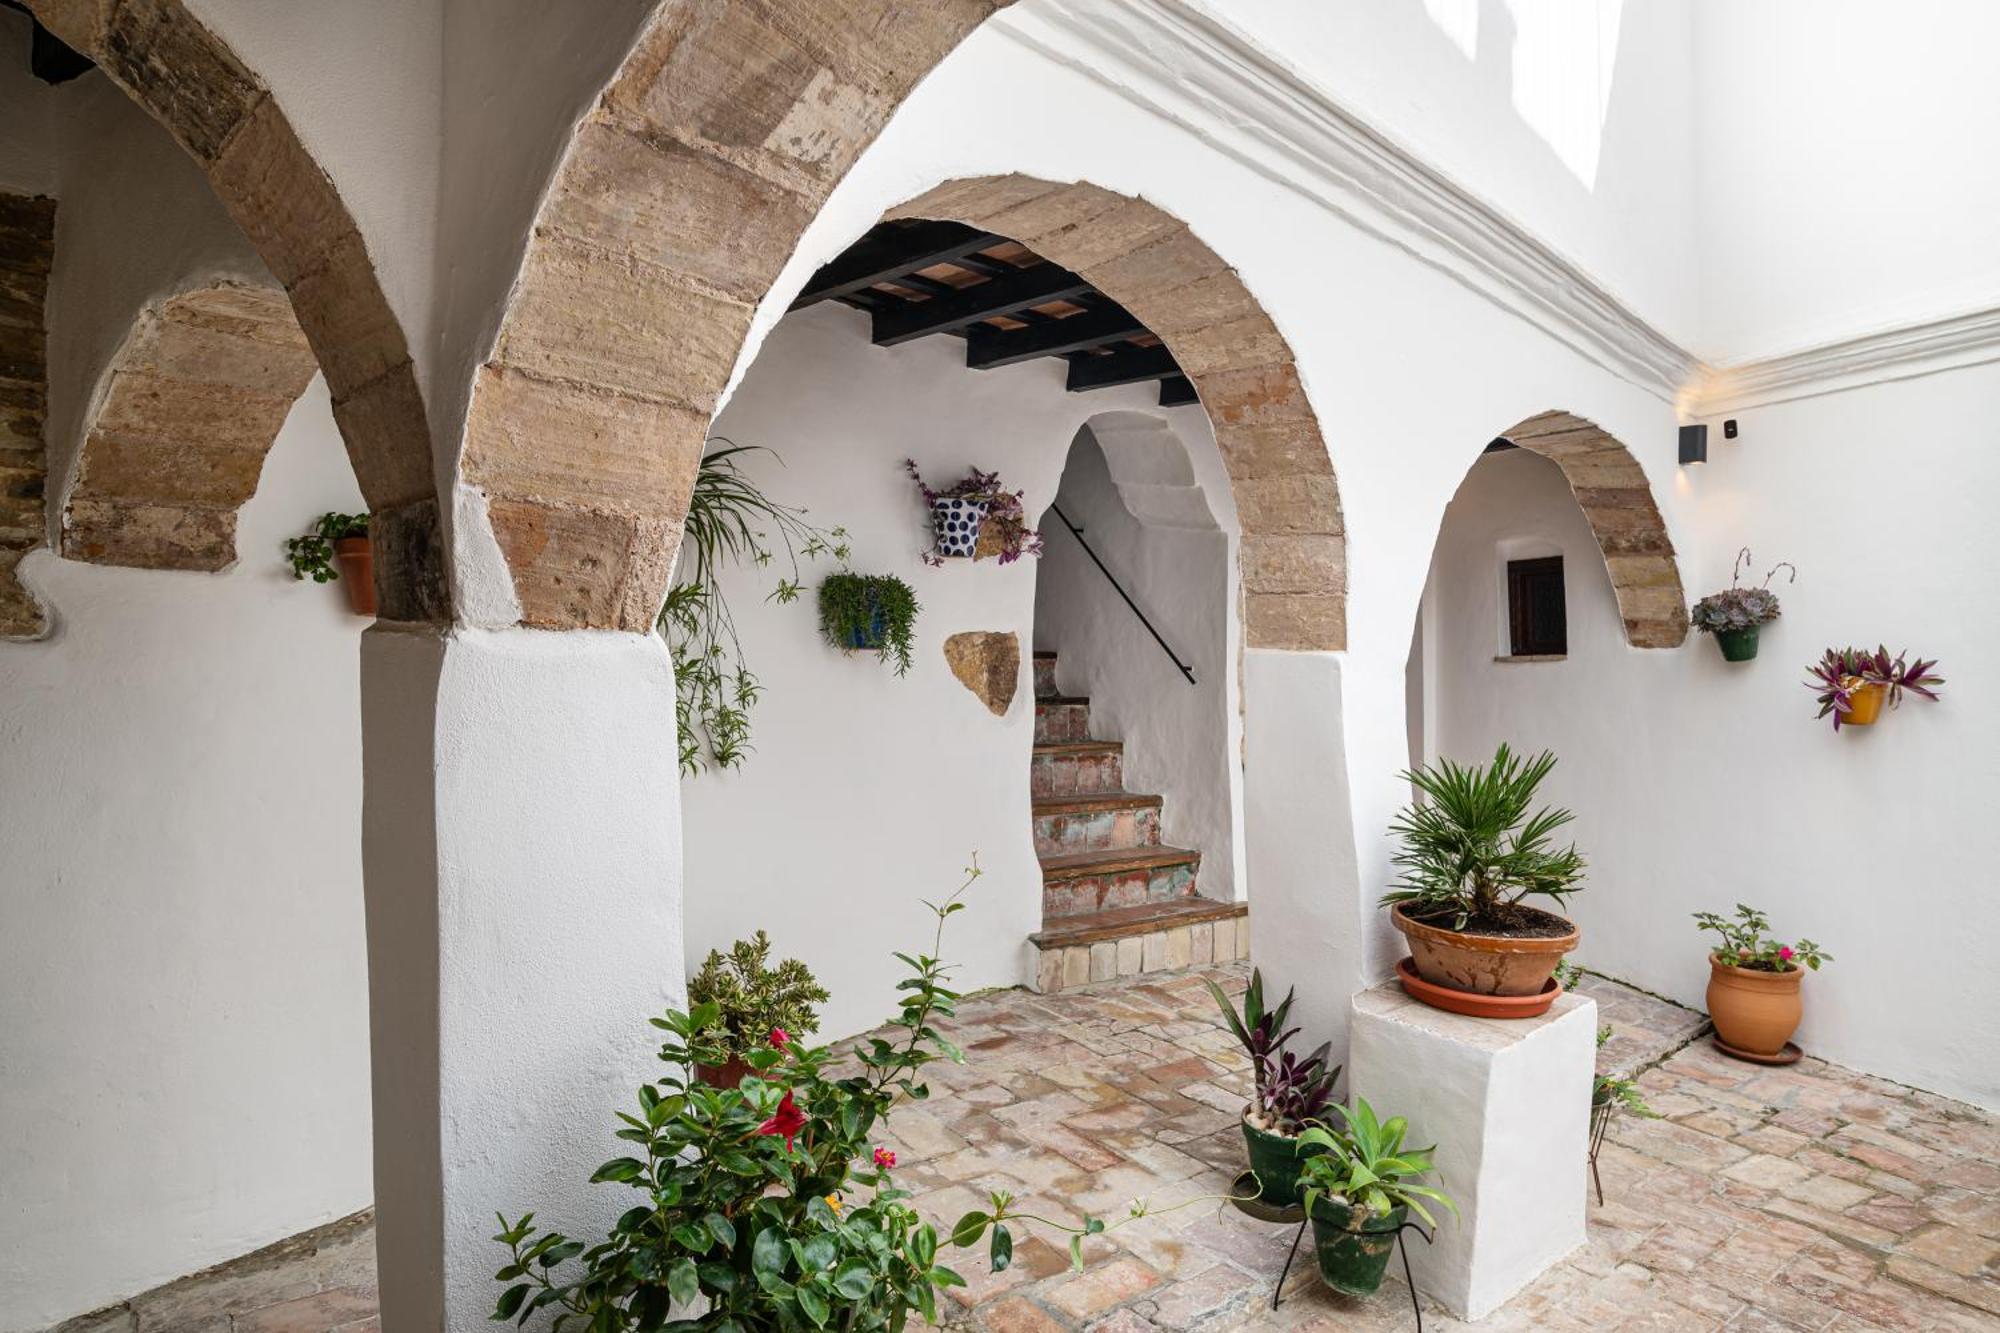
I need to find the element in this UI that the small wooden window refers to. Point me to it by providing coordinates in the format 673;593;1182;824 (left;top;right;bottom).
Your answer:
1506;556;1567;656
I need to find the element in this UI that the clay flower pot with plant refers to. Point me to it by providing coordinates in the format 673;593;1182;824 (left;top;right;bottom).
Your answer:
1694;904;1832;1061
1295;1100;1457;1296
1206;970;1340;1207
817;571;919;675
684;931;830;1089
1805;645;1943;731
1691;547;1795;661
285;511;373;615
903;459;1044;566
1382;744;1585;1018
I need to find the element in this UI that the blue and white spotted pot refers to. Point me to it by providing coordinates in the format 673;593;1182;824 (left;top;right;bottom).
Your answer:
929;496;990;558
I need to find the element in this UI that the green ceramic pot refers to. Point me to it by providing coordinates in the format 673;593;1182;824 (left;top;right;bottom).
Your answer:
1715;626;1760;662
1309;1196;1408;1296
1239;1116;1325;1208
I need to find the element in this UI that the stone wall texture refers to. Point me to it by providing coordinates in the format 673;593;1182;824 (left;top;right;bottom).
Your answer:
1503;409;1690;648
24;0;444;618
0;192;55;639
62;285;319;569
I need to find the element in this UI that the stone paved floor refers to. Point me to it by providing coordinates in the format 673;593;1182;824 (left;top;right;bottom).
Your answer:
55;966;1999;1333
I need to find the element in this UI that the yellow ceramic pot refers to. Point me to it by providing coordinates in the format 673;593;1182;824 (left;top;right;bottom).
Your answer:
1842;679;1886;726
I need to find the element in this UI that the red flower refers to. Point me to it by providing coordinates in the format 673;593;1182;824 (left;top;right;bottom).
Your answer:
873;1147;897;1170
756;1091;807;1153
769;1028;790;1049
1778;946;1795;962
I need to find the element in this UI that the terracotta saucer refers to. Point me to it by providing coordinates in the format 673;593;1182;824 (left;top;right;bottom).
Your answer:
1395;956;1560;1019
1711;1035;1803;1066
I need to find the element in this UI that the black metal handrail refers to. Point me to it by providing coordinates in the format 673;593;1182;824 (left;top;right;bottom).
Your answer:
1046;503;1196;685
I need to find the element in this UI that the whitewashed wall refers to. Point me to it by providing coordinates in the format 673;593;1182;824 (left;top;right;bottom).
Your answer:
682;304;1214;1042
1033;420;1244;899
0;383;373;1330
1416;401;2000;1112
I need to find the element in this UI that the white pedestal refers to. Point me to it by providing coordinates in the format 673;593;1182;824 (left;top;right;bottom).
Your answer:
1347;982;1596;1321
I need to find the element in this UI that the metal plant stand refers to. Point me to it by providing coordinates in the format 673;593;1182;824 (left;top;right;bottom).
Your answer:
1588;1095;1613;1206
1230;1171;1436;1332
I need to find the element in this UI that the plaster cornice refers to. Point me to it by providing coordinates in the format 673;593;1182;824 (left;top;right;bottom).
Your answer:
991;0;2000;418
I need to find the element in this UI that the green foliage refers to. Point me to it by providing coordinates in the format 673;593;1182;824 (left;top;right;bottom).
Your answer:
1295;1099;1459;1231
1693;903;1832;972
686;932;831;1061
284;511;368;583
1380;743;1586;927
1590;1023;1660;1120
1204;970;1338;1133
816;573;919;677
660;443;849;775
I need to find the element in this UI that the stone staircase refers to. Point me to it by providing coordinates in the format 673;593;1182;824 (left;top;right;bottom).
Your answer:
1029;650;1247;992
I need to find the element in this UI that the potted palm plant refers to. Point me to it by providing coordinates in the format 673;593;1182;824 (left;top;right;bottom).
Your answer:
1693;904;1832;1062
1690;548;1795;661
1382;745;1585;1018
1295;1100;1457;1296
1206;971;1339;1207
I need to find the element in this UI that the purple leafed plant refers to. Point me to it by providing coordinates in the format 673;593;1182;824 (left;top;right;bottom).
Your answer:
1260;1043;1340;1133
1804;645;1944;731
903;459;1044;567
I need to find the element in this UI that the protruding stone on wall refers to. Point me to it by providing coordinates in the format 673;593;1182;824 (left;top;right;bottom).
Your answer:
1504;410;1691;648
944;630;1019;716
0;192;56;639
61;284;318;570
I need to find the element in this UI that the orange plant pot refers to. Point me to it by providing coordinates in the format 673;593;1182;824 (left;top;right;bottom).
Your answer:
1842;680;1886;726
1706;954;1803;1056
1390;903;1578;999
334;537;376;617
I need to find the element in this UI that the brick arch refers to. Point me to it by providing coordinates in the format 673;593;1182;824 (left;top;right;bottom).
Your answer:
61;283;319;569
24;0;444;618
1501;410;1689;648
464;10;1345;649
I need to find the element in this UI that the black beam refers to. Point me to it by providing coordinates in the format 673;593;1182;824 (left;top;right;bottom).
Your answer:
792;221;1003;309
966;305;1147;369
1158;376;1199;407
1065;344;1182;392
871;266;1092;345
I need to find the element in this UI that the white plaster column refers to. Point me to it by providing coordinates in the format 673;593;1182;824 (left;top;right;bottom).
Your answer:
1348;984;1596;1321
362;625;685;1332
1242;648;1364;1064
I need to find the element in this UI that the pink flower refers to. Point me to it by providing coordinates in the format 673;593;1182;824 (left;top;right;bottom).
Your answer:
1778;946;1795;962
769;1028;790;1049
873;1147;897;1170
756;1091;807;1153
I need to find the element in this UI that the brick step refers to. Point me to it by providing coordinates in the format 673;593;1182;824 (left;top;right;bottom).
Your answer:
1033;791;1162;855
1033;695;1091;744
1031;739;1122;797
1033;651;1058;700
1031;898;1250;992
1040;844;1198;918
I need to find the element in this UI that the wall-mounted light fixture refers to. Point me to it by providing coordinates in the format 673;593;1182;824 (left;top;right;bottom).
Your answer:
1678;423;1708;466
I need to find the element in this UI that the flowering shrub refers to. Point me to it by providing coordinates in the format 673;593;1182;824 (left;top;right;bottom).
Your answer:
903;460;1044;566
1691;547;1794;635
1693;903;1832;973
1804;645;1944;731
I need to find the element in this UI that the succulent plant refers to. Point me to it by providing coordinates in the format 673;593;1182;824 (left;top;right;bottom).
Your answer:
1691;547;1794;635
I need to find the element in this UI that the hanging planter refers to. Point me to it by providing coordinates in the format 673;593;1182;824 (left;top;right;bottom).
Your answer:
1805;646;1943;732
903;460;1044;567
285;511;374;616
817;572;919;674
1691;548;1794;663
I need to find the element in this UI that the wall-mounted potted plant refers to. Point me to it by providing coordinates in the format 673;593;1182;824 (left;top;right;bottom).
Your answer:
1691;547;1795;661
684;931;830;1089
285;511;372;615
1207;970;1339;1207
1295;1100;1457;1296
1382;745;1585;1018
1693;904;1832;1062
817;572;919;675
903;460;1044;566
1805;645;1943;730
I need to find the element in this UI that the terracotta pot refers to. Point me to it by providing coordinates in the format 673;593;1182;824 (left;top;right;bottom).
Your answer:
1842;679;1886;726
1390;903;1578;998
1705;954;1803;1056
334;537;376;617
1395;956;1559;1019
694;1056;751;1090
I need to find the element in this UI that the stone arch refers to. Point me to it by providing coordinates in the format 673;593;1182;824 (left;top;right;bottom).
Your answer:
61;283;320;569
23;0;444;617
1500;409;1689;647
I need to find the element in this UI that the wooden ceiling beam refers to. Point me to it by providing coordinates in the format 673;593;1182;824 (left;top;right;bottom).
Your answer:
792;221;1004;309
965;304;1147;369
1157;376;1199;407
872;266;1093;345
1065;344;1183;392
